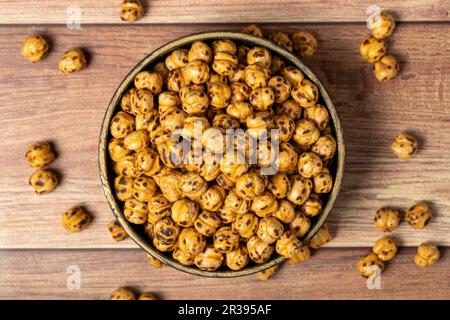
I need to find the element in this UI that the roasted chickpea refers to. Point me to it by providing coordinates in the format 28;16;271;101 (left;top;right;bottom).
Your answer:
61;207;91;233
390;133;418;160
289;212;311;238
194;245;224;271
360;36;386;63
165;49;189;71
188;41;213;64
244;63;271;89
110;111;135;138
247;47;272;68
374;55;399;83
291;31;318;58
58;49;87;74
177;227;206;256
297;152;323;179
134;71;163;94
232;213;259;239
132;176;157;202
147;194;172;224
293;119;320;146
256;265;279;281
146;253;164;268
212;40;237;55
172;246;195;265
252;192;278;217
308;223;331;249
110;287;136;300
212;52;238;76
230;81;252;103
25;142;55;168
179;87;208;115
120;0;144;22
158;91;180;113
198;185;226;212
207;83;232;109
275;231;302;258
120;90;134;114
123;130;149;151
300;193;323;218
272;115;295;142
236;45;251;65
357;252;384;277
257;217;284;244
287;175;312;205
247;235;274;263
214;226;239;253
183;61;210;85
241;24;263;38
208;72;229;85
270;56;286;75
194;210;221;237
114;154;140;178
246;111;274;139
405;202;432;229
277;142;299;174
303;104;329;131
178;172;208;199
289;245;311;265
197;157;221;182
21;35;48;62
108;138;131;162
212;114;240;130
216;173;236;191
372;236;398;261
281;66;304;87
273;199;295;224
228;64;245;82
235;170;267;200
154;61;169;83
312;135;336;161
275;99;302;121
130;88;155;114
268;173;291;199
414;243;440;268
226;245;250;271
144;221;155;240
249;87;275;111
124;198;148;224
108;220;127;241
227;102;253;123
157;138;185;169
114;175;134;201
135;148;162;176
202;127;226;154
374;207;401;232
220;152;249;180
160;107;186;132
158;171;183;202
153;216;180;251
224;189;252;214
29;169;58;195
268;31;293;52
268;75;292;104
217;206;238;224
182;116;210;140
291;80;319;108
171;198;200;227
167;69;188;92
368;11;396;39
138;293;158;300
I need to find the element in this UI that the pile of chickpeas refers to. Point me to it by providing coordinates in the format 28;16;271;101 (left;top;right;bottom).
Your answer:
108;35;335;272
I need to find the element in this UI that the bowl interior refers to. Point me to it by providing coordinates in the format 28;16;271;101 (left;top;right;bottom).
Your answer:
99;31;345;278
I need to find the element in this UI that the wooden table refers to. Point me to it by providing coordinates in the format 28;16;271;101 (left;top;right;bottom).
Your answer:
0;0;449;299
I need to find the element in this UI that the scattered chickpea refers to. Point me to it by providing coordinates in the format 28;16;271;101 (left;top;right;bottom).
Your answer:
120;0;144;23
372;236;398;261
61;207;91;233
357;252;384;277
25;142;55;168
108;220;128;241
391;133;418;160
405;202;432;229
291;31;318;58
58;49;87;74
414;243;440;268
110;287;136;300
21;35;49;63
29;169;58;195
374;207;401;232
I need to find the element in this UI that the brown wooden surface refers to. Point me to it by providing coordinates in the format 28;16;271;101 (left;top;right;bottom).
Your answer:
0;248;448;300
0;3;449;299
0;0;448;24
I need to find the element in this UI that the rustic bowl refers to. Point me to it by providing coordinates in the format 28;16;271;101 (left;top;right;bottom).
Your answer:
99;31;345;278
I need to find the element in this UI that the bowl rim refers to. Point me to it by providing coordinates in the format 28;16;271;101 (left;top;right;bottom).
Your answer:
98;31;345;278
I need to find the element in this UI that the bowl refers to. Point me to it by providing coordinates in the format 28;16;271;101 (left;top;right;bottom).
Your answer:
99;31;345;278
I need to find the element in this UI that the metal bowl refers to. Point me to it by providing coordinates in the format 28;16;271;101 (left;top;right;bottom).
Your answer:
99;31;345;278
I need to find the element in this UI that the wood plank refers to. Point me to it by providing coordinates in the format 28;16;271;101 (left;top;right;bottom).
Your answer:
0;0;448;24
0;24;449;248
0;248;448;299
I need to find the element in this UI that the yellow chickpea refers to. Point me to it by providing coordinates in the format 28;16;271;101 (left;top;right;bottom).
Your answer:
286;175;312;205
308;223;331;249
291;31;318;58
188;41;213;64
291;79;319;108
171;198;200;227
368;11;396;39
374;207;401;232
247;235;274;263
281;66;304;87
120;0;144;22
194;210;222;237
390;133;418;160
61;207;91;232
251;192;279;217
289;212;311;238
124;198;148;224
268;31;293;53
300;194;323;218
360;36;386;63
134;71;163;94
58;49;87;74
273;199;296;224
257;217;284;244
110;287;136;300
414;243;440;268
108;220;128;241
372;236;398;261
241;24;263;38
405;202;432;229
232;213;259;239
247;47;272;68
226;245;250;271
29;169;58;195
357;252;384;277
21;35;49;62
312;135;336;161
373;55;399;83
25;142;56;168
293;119;320;146
256;265;280;281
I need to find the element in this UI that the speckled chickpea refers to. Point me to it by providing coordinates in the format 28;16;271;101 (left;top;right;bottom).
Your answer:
252;192;279;217
373;236;398;261
178;172;208;199
275;99;302;121
219;152;249;181
183;60;210;85
414;243;440;268
217;206;237;224
303;104;329;131
197;157;221;182
124;198;148;224
214;226;239;253
158;91;180;112
135;148;162;176
249;87;275;111
228;64;245;82
198;185;226;212
120;0;144;22
110;111;135;138
357;252;384;277
241;24;263;38
289;212;311;238
300;193;323;218
287;175;312;205
312;135;336;161
207;83;232;109
272;200;295;224
225;245;249;271
114;154;140;178
167;69;188;92
224;189;252;214
212;114;240;130
146;253;164;268
62;207;91;232
188;41;213;63
179;86;209;115
132;176;157;202
281;66;304;87
275;231;302;258
212;52;238;76
202;127;226;154
147;194;172;224
247;235;274;264
293;119;320;146
230;82;252;103
58;49;87;74
153;216;180;252
374;207;401;232
177;227;206;256
256;265;279;281
114;175;134;201
21;35;49;62
246;111;274;139
29;169;58;195
159;171;183;201
405;202;432;229
373;55;399;83
135;71;163;94
289;245;311;264
110;287;136;300
268;31;293;52
232;213;259;239
359;36;386;63
226;101;253;123
236;45;250;65
277;142;299;174
216;173;236;191
108;220;127;241
194;244;224;271
165;49;189;71
108;138;131;162
25;142;55;168
172;246;195;265
130;88;154;115
291;79;319;108
313;168;333;194
235;170;267;200
270;55;285;75
268;75;292;103
244;63;271;89
194;210;221;237
390;133;418;160
123;130;149;151
368;11;396;39
297;152;323;178
154;61;169;83
308;223;331;249
138;293;158;300
171;198;200;227
212;40;237;55
291;31;318;58
268;173;291;199
247;47;272;68
257;217;284;244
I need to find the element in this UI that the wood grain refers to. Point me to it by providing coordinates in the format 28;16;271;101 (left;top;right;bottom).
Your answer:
0;24;449;249
0;248;448;299
0;0;448;24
